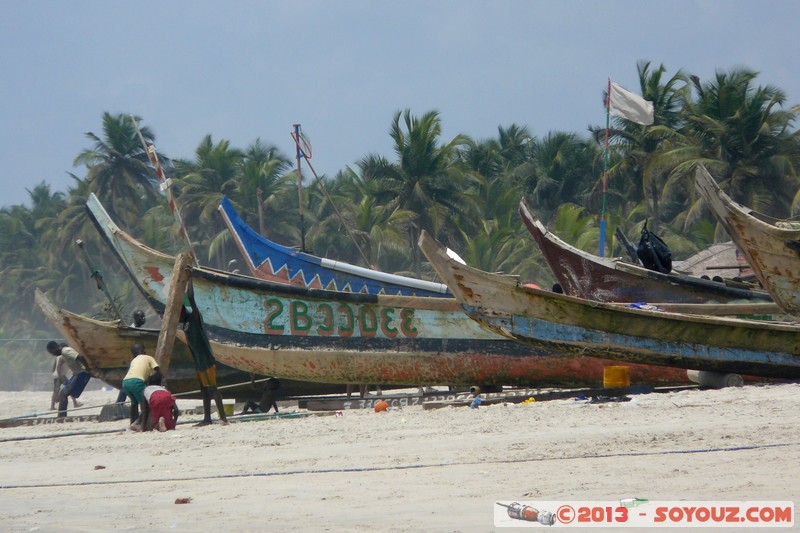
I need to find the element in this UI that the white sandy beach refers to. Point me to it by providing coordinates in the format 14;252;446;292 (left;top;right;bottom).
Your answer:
0;384;797;532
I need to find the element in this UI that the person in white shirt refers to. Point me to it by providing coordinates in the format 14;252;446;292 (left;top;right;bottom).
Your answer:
50;354;83;411
46;341;92;418
142;373;179;431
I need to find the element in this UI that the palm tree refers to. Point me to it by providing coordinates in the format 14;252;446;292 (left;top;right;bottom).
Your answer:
457;221;518;273
73;113;161;230
513;131;599;222
590;61;689;234
688;69;799;210
460;124;534;183
173;135;244;266
458;137;504;183
660;68;800;236
549;203;601;254
306;166;417;272
497;124;535;176
26;182;66;219
232;139;293;234
0;180;118;354
360;109;476;275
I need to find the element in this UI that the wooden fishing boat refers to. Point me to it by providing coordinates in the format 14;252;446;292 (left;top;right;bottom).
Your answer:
695;165;800;318
34;288;256;396
35;288;406;399
519;198;770;304
418;230;800;379
219;195;450;297
83;193;689;387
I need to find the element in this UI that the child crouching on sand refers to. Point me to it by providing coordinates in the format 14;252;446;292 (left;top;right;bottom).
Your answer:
142;374;180;432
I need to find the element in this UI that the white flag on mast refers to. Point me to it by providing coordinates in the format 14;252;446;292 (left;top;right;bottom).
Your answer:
609;82;654;125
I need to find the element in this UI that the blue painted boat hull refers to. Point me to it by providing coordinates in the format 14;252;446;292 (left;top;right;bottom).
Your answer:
219;196;450;297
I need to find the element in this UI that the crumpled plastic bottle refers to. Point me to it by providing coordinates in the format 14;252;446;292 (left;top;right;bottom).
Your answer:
620;497;649;508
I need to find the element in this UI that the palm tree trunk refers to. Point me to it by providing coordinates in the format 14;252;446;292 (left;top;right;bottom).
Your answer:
257;188;265;235
410;226;422;278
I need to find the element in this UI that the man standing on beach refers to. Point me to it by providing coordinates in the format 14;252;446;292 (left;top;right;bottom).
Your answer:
182;276;228;427
50;350;83;411
122;343;161;430
46;341;92;419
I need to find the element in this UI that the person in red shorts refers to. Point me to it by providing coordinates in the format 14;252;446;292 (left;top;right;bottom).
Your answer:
142;373;180;431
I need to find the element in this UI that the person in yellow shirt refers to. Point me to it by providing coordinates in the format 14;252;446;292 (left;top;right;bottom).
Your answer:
121;343;161;430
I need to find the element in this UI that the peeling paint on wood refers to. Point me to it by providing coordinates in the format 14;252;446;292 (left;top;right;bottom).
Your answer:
519;198;771;304
83;194;691;387
695;165;800;318
420;230;800;380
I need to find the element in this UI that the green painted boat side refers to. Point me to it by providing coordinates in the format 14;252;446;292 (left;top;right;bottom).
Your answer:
82;194;690;387
34;288;352;398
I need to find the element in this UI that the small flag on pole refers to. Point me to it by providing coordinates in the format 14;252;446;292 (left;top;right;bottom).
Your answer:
609;82;654;125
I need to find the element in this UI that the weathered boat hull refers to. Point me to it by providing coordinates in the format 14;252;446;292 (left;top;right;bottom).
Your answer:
219;196;450;297
419;231;800;379
84;194;690;387
519;199;771;304
695;165;800;318
34;289;407;398
34;288;252;396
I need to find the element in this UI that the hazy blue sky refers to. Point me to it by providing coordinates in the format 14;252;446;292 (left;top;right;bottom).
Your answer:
2;0;799;208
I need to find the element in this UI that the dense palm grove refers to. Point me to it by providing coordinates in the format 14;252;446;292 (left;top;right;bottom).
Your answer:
2;62;799;389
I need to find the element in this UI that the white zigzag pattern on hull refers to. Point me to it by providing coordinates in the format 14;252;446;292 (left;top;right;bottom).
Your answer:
259;257;374;294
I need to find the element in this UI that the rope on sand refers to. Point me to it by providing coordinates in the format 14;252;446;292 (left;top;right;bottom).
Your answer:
0;410;309;442
0;377;275;424
0;428;126;442
0;403;108;422
2;440;798;490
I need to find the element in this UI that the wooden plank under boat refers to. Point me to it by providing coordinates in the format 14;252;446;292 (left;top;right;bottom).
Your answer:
83;193;690;388
694;165;800;318
219;195;450;297
418;230;800;380
519;198;770;304
33;288;353;399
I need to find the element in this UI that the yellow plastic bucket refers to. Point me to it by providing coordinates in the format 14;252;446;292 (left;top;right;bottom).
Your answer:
603;366;630;388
